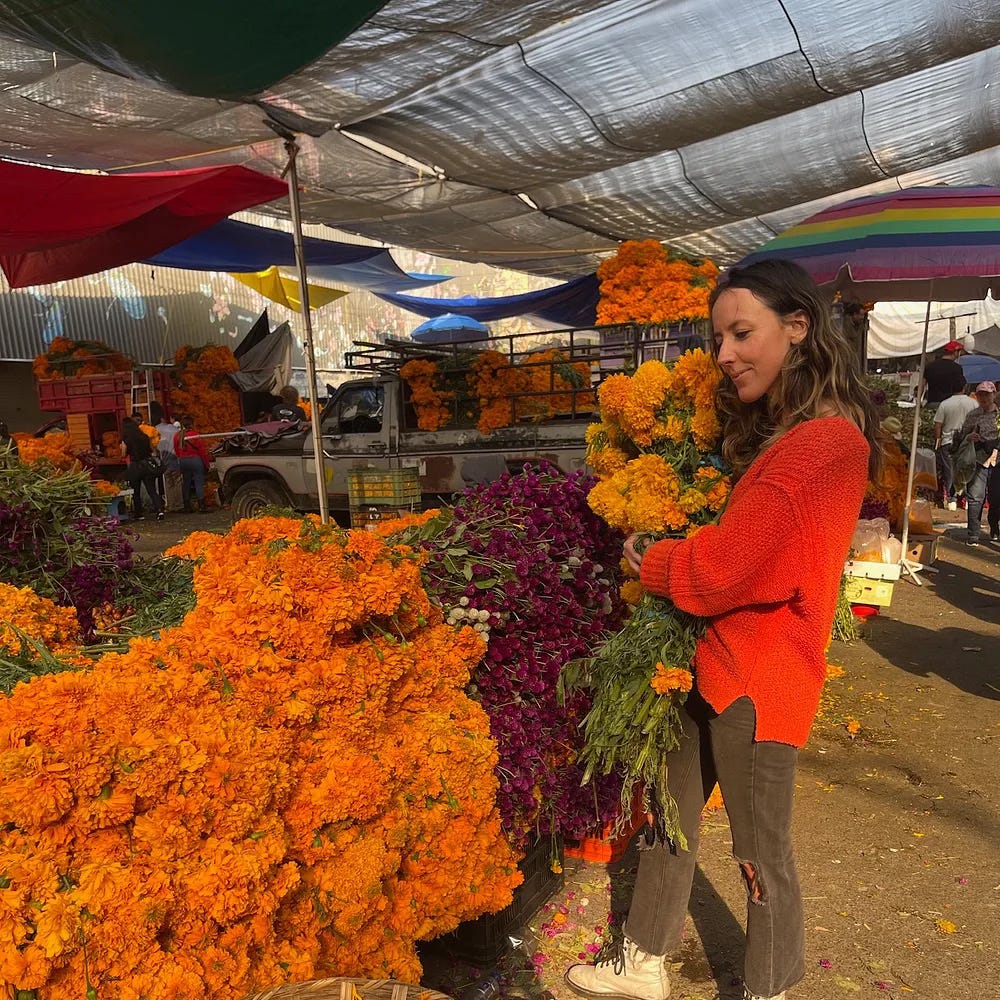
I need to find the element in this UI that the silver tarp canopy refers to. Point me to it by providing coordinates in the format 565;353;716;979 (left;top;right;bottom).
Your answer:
0;0;998;277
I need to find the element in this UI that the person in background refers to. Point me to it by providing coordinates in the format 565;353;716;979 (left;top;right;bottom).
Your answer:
174;414;212;513
957;381;999;545
564;260;882;1000
879;415;908;457
934;384;977;510
921;340;967;406
120;417;164;521
133;409;161;448
150;401;183;512
271;385;307;422
0;419;18;459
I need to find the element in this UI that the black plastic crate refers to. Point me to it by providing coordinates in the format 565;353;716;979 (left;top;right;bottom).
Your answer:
427;836;563;966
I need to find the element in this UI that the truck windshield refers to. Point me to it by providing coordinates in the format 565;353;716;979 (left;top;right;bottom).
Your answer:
325;385;384;434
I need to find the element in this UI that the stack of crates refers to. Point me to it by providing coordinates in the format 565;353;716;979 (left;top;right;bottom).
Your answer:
346;468;421;529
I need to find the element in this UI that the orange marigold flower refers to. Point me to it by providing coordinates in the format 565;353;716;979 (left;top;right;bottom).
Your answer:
650;663;694;695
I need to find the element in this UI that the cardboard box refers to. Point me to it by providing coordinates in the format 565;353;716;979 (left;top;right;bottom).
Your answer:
843;576;895;607
906;534;939;566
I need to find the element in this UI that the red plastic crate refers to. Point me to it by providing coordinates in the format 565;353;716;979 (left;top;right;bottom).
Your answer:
564;787;647;863
37;373;130;414
37;371;173;416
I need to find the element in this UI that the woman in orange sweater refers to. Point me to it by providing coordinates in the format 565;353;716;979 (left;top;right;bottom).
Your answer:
566;260;883;1000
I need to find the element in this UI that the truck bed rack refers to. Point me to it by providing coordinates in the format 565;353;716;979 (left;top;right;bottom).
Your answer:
344;323;705;378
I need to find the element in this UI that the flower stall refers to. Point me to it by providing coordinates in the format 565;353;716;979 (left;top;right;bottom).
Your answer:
0;517;522;1000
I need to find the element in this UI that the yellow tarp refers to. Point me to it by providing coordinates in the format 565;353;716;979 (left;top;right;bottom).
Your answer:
230;266;347;312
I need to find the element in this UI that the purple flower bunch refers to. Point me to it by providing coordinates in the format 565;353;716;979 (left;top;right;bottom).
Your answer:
0;462;135;641
858;498;891;522
60;515;135;637
419;463;628;845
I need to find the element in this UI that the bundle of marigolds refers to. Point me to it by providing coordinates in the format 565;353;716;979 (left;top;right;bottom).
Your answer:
0;516;520;1000
171;344;242;433
595;240;718;325
9;433;118;491
32;338;133;380
10;432;80;472
389;466;628;847
562;350;730;848
0;453;134;642
401;349;594;434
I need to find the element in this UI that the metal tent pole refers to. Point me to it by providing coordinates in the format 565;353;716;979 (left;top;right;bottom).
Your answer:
281;136;330;524
899;293;933;584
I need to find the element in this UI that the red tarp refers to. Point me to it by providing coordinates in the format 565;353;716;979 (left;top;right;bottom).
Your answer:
0;159;287;287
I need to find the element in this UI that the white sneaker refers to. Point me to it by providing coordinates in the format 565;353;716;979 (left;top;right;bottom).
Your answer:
947;500;957;511
565;937;670;1000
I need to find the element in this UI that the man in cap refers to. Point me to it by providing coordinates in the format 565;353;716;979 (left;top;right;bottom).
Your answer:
956;381;999;544
922;340;967;406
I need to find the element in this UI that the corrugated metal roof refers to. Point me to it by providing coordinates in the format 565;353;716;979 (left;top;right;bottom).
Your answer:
0;265;269;363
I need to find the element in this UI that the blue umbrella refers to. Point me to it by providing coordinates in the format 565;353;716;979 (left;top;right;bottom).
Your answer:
959;353;1000;385
410;312;489;344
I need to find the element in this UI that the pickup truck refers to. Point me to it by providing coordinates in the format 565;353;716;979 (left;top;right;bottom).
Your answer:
214;327;685;522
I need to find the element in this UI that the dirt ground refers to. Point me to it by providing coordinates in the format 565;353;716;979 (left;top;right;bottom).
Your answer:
129;508;998;1000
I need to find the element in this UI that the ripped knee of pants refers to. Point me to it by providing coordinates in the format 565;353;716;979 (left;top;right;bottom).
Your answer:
738;860;766;905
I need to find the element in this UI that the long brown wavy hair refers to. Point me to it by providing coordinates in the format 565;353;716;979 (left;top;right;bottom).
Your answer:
709;258;883;481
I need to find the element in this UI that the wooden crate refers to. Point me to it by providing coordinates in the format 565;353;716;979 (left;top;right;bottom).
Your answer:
66;412;92;453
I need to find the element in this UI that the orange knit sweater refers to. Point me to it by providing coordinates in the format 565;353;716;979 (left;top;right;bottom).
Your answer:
639;417;869;747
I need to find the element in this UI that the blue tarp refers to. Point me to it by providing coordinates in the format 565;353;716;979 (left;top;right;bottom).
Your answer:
308;261;449;293
145;219;450;292
375;272;600;328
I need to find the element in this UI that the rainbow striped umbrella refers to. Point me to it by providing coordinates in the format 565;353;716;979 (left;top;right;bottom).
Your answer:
740;186;1000;302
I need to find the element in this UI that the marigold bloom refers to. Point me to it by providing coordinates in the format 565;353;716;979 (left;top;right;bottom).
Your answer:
650;663;694;695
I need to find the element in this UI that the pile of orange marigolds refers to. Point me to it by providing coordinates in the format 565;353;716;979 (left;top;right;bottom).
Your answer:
0;516;521;999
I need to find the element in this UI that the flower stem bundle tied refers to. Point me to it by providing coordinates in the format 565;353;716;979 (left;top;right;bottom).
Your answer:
562;349;730;850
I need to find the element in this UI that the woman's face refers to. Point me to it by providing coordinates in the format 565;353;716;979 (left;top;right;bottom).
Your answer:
712;287;808;404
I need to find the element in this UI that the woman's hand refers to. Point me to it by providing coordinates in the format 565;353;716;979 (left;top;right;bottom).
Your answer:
624;533;647;576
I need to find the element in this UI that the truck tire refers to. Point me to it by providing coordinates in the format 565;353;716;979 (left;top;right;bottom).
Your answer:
231;479;292;520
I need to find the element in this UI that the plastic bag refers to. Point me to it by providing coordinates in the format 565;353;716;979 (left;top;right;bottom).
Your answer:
882;536;902;563
908;498;935;536
953;436;978;490
851;518;891;561
912;447;938;490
